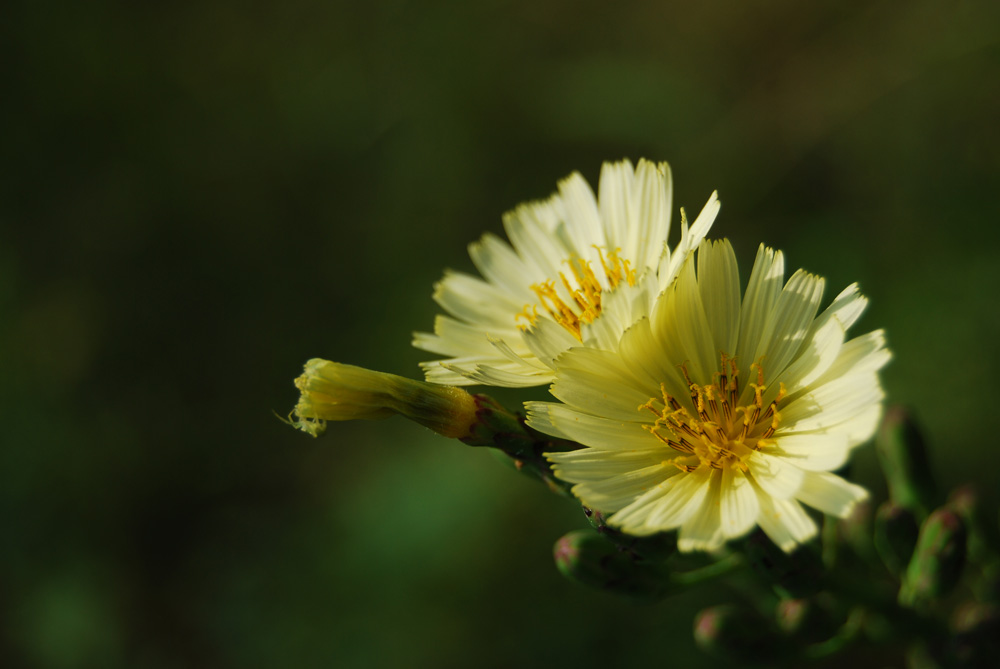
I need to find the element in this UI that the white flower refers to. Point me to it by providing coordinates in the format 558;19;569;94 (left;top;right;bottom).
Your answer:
413;159;720;387
529;239;890;553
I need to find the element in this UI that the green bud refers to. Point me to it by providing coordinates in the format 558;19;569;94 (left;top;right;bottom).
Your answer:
947;484;996;566
945;483;1000;602
553;530;672;600
947;484;978;520
900;508;968;609
874;501;920;577
743;530;824;599
694;604;786;663
582;507;677;563
877;406;937;518
775;595;840;643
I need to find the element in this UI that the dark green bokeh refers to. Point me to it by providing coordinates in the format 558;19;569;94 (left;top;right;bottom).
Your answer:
2;1;999;667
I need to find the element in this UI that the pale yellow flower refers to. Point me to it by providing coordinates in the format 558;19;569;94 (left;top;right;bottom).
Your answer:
530;239;889;552
414;159;719;387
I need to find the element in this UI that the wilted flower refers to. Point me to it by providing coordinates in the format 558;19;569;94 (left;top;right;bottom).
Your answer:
530;239;890;552
289;359;479;439
414;158;719;387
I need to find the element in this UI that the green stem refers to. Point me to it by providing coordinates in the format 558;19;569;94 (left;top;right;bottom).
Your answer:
461;394;578;496
822;514;839;569
802;607;865;661
671;552;746;588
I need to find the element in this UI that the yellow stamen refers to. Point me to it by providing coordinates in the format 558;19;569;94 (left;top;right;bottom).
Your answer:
515;303;539;327
641;356;786;473
516;247;638;340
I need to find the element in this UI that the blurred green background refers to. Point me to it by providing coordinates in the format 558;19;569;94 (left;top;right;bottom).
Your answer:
2;0;999;667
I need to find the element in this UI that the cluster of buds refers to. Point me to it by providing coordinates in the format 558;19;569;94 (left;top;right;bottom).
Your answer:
694;408;998;666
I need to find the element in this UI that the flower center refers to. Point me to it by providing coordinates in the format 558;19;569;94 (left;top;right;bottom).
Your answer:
516;246;637;341
640;354;786;473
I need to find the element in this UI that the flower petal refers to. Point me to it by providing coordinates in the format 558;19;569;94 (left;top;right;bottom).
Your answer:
558;171;605;268
435;359;552;387
432;270;525;328
795;471;868;518
597;159;635;252
736;244;785;372
652;254;717;384
768;432;850;472
748;450;806;498
781;372;885;432
548;448;667;482
752;269;825;383
520;317;580;368
698;239;742;356
413;315;505;357
754;488;818;552
629;159;673;270
679;472;726;552
657;191;720;293
570;462;671;511
502;197;571;281
468;232;538;301
641;466;714;531
719;468;760;539
550;347;654;420
529;402;655;450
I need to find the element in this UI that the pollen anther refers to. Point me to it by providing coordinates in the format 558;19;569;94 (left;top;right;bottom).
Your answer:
517;247;639;341
641;356;785;473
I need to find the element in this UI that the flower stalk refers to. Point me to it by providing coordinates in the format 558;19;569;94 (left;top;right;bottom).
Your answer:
288;359;576;493
276;158;993;666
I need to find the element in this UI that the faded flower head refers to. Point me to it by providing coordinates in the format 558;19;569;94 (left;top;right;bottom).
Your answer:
289;359;479;439
414;158;720;388
530;239;890;552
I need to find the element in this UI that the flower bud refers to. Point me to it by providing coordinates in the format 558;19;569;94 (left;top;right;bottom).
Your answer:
775;595;840;643
694;604;786;663
289;359;478;439
877;406;937;518
553;530;672;600
874;501;920;577
947;484;996;566
900;508;968;609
